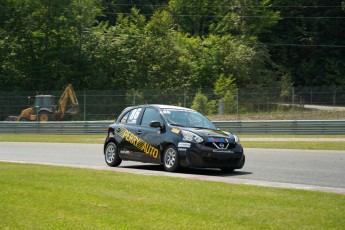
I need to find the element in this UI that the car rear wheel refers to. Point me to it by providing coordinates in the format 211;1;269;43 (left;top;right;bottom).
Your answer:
105;142;122;167
163;145;180;172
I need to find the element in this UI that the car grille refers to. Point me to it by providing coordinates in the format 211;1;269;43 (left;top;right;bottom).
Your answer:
205;142;236;149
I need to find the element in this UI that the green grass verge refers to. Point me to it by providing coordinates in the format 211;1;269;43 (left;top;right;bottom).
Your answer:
238;134;345;150
0;134;105;144
239;134;345;138
1;134;345;150
209;110;345;120
241;141;345;150
1;162;345;229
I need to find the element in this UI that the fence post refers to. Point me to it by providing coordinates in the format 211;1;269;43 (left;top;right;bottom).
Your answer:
83;90;86;122
218;99;224;115
132;89;136;106
292;87;295;111
236;90;239;115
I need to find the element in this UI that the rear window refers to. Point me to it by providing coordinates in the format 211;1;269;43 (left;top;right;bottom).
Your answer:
127;108;142;124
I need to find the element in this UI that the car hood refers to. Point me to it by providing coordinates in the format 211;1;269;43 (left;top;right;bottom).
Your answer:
183;127;236;141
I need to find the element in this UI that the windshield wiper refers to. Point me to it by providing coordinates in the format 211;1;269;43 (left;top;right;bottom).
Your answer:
169;123;185;127
192;126;210;129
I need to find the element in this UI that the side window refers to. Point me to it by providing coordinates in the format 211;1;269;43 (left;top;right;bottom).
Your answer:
141;108;162;127
127;108;142;124
119;111;130;124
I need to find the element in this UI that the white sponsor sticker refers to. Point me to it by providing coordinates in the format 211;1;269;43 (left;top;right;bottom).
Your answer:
178;142;191;148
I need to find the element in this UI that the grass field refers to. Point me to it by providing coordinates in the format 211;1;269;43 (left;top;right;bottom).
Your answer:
1;134;345;150
242;141;345;150
1;162;345;229
0;134;105;144
208;110;345;121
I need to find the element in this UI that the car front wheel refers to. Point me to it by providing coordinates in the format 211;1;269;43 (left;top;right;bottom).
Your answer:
104;142;122;167
163;145;180;172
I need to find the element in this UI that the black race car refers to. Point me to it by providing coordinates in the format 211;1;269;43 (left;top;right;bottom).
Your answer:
104;104;245;172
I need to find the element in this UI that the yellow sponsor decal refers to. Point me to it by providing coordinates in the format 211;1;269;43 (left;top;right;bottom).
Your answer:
117;128;159;158
171;128;180;134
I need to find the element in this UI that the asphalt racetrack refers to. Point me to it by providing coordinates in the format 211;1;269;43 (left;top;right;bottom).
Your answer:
1;142;345;194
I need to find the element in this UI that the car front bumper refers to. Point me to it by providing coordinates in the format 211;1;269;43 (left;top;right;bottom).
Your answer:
178;142;245;169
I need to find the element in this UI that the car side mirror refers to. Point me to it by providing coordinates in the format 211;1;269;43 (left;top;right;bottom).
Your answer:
150;121;163;129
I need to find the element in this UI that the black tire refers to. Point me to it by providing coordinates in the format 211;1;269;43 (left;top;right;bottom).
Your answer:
38;111;51;121
163;145;180;172
220;167;235;173
104;142;122;167
220;155;245;172
238;155;245;169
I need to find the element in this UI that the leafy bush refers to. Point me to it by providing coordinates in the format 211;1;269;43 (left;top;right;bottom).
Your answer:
191;91;209;114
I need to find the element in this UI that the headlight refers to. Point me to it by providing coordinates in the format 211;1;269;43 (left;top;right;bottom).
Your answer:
181;130;203;143
234;134;240;144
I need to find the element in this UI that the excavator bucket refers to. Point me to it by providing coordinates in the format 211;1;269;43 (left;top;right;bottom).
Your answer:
66;106;79;115
4;116;19;121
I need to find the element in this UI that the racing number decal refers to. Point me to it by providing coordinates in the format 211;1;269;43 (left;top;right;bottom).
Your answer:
118;127;159;158
127;108;142;124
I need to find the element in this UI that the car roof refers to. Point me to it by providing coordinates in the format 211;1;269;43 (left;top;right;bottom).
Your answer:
124;104;196;112
150;104;194;110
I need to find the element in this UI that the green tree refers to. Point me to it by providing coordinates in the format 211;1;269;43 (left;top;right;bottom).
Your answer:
91;8;147;89
169;0;217;36
191;91;209;114
202;35;276;88
211;0;280;38
143;10;197;89
0;0;103;91
214;74;238;114
266;0;345;86
280;73;294;101
101;0;169;25
214;74;237;97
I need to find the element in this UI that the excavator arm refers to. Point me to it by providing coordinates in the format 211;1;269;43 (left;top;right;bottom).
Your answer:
58;84;79;119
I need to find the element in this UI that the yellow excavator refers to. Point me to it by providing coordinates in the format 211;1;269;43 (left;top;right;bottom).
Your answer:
5;84;79;121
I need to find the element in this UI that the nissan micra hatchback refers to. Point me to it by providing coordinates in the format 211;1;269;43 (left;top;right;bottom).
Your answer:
104;104;245;172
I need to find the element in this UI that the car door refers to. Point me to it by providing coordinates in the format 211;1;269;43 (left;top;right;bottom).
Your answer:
115;107;144;161
136;107;164;163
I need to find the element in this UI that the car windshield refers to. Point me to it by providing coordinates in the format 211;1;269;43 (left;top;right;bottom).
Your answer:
162;109;216;130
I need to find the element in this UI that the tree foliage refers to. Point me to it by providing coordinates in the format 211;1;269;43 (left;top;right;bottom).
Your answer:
0;0;344;93
0;0;103;91
265;0;345;86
